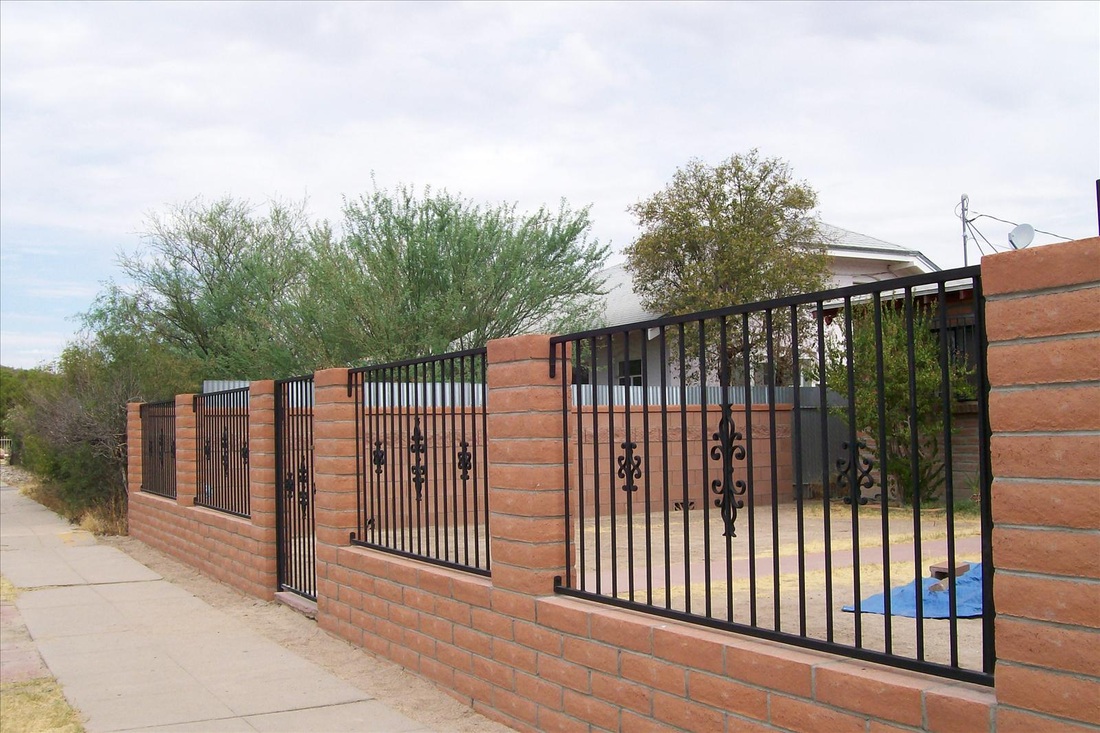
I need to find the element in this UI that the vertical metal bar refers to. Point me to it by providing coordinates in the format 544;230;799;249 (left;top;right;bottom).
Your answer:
623;330;635;602
659;326;671;609
816;302;835;642
459;355;470;566
480;352;490;570
430;361;440;561
718;316;734;622
973;275;995;675
766;309;781;630
606;333;618;599
640;329;653;607
562;342;574;588
447;358;457;562
589;335;601;594
678;322;691;614
873;294;893;651
842;297;863;648
698;319;713;619
741;312;757;627
937;284;960;668
904;288;925;659
791;304;807;637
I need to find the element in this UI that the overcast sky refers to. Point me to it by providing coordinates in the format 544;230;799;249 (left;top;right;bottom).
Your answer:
1;1;1096;369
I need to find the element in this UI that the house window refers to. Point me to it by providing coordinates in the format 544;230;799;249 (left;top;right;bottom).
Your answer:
619;359;642;387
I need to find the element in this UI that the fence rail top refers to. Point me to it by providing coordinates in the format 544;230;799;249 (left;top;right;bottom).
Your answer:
348;346;488;376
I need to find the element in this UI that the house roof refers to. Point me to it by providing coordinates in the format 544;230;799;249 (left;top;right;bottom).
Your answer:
598;223;940;327
819;222;941;274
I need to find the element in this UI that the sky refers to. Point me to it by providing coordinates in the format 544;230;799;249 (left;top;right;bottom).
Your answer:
1;1;1097;370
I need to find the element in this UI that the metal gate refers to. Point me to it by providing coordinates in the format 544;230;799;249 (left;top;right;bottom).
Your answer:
275;376;316;601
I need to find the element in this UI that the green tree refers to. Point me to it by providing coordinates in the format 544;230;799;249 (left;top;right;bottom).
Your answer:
825;301;974;504
90;197;316;380
625;150;829;384
308;184;609;363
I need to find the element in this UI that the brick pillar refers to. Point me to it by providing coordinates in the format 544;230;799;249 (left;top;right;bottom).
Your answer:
175;394;198;507
486;334;570;595
984;237;1100;731
126;402;143;497
312;368;357;622
249;380;278;598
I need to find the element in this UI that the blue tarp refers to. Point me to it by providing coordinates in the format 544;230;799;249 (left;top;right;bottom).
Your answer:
843;563;984;618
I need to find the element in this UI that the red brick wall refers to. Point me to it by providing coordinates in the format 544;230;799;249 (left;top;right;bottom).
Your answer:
985;237;1100;731
128;386;277;600
127;238;1100;732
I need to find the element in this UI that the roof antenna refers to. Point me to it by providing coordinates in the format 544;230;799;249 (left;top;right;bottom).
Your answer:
960;194;969;266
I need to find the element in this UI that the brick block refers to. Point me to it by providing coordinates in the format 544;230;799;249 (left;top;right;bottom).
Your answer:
686;670;768;721
591;671;652;715
769;694;867;733
563;637;619;675
982;238;1100;296
515;671;563;710
814;662;927;727
724;640;817;697
472;608;514;640
651;692;724;732
996;662;1100;725
923;683;995;733
538;654;591;694
537;707;589;733
620;652;686;696
997;617;1100;677
992;480;1100;530
993;526;1100;578
563;688;620;731
589;609;654;654
997;707;1100;733
652;625;726;674
514;620;564;656
619;710;682;733
991;434;1100;481
990;385;1100;433
536;598;591;637
987;337;1100;387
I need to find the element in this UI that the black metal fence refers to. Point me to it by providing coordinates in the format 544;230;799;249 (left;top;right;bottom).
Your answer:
276;376;316;600
194;387;250;518
140;400;177;499
349;348;490;575
550;268;993;685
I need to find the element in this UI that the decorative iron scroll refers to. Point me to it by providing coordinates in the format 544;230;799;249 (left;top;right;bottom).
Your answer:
616;441;642;493
220;427;230;477
283;471;296;500
409;418;427;501
457;441;473;481
297;459;311;513
709;405;747;537
371;440;386;474
240;442;249;465
203;436;211;461
837;439;873;505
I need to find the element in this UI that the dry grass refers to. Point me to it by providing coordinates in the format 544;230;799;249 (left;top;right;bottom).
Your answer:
1;575;18;602
0;678;84;733
2;465;127;536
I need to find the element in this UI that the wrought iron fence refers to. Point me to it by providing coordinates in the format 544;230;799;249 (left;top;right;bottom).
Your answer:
276;376;316;600
349;348;490;576
550;267;993;685
194;387;250;517
140;400;176;499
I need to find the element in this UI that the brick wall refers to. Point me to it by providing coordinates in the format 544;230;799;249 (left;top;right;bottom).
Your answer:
126;238;1100;732
984;237;1100;731
128;385;277;600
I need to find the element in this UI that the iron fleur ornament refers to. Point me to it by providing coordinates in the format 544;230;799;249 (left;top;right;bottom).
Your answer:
710;405;748;537
409;418;427;501
457;441;473;481
837;439;874;505
616;440;642;493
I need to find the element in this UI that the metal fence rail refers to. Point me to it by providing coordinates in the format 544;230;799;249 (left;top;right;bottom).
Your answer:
194;387;250;518
550;267;993;685
276;376;316;600
140;400;177;499
349;348;490;576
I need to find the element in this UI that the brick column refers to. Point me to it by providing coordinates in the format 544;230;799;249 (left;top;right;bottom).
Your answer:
175;394;198;507
486;334;570;595
313;368;358;621
249;380;278;597
126;402;143;497
984;237;1100;731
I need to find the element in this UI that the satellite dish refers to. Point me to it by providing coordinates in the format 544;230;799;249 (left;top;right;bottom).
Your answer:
1008;223;1034;250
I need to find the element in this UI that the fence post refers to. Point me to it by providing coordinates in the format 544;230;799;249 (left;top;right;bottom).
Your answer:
175;394;197;507
249;380;278;598
485;334;570;595
312;368;357;624
984;237;1100;731
126;402;143;498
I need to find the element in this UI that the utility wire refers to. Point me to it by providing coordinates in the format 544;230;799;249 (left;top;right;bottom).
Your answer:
970;212;1074;241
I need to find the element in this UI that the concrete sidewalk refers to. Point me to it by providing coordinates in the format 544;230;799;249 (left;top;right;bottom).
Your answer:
0;483;434;732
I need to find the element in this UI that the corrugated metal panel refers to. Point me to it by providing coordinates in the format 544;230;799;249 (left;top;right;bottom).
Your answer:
203;380;250;393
